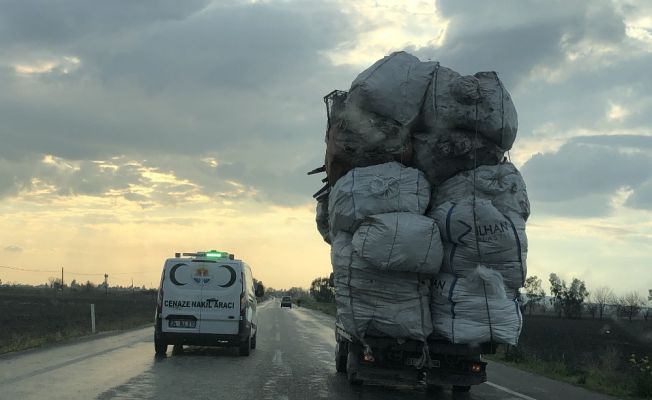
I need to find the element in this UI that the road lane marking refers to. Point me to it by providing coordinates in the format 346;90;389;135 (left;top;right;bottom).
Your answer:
272;349;283;365
275;332;281;341
485;381;538;400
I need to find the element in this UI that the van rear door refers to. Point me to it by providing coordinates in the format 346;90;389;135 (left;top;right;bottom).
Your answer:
161;260;202;334
198;261;242;335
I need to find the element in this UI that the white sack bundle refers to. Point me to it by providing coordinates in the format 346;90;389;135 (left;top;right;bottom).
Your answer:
325;106;412;185
351;213;443;275
434;162;530;221
431;269;522;345
421;67;518;150
412;129;506;185
329;162;430;235
347;51;438;127
429;197;527;289
331;233;432;341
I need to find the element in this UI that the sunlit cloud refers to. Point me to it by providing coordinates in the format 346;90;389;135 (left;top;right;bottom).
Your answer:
326;0;448;66
608;103;630;121
13;56;81;76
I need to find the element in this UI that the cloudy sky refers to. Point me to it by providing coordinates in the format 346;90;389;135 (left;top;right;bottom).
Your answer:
0;0;650;296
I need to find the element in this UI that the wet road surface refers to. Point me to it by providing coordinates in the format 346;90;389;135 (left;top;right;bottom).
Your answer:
0;300;616;399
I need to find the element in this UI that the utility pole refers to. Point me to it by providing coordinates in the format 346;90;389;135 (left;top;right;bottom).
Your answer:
61;267;64;296
131;277;134;296
104;274;109;296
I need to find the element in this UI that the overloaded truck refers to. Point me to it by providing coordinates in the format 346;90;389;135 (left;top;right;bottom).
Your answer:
309;52;529;393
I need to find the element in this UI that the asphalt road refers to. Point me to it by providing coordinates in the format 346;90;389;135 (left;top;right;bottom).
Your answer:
0;300;617;400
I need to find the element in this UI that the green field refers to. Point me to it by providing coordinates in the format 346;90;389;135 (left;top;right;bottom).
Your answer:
0;287;157;354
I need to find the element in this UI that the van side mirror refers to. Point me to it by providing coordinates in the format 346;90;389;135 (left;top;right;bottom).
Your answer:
328;272;334;288
255;283;265;298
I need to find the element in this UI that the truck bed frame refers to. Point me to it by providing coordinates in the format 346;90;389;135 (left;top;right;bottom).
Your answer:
335;323;492;392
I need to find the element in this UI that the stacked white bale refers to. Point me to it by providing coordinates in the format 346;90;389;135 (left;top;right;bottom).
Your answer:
429;197;527;295
328;163;442;342
351;213;443;275
328;162;430;236
413;67;517;185
331;233;433;341
346;51;438;128
433;162;530;221
326;51;436;184
431;269;522;345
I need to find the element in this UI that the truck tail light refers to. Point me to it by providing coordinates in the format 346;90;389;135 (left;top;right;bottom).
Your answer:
471;363;482;373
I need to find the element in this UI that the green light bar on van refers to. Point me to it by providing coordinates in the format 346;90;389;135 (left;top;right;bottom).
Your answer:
206;251;227;258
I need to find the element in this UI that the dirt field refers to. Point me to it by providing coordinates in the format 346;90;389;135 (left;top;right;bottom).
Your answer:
0;288;157;354
515;314;652;371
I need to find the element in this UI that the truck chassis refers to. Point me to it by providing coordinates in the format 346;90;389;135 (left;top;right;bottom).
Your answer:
335;323;492;393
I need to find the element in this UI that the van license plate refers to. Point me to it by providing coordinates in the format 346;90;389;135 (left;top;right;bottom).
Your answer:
168;320;196;328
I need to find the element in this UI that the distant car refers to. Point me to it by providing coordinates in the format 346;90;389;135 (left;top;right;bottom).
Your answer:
281;296;292;308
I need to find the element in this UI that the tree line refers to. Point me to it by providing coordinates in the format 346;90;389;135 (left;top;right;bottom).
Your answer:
523;274;651;321
300;273;650;322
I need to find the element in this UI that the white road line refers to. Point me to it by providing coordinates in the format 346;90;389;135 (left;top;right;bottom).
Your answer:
485;381;538;400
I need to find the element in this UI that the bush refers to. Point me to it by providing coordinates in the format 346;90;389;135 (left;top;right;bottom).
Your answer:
630;354;652;398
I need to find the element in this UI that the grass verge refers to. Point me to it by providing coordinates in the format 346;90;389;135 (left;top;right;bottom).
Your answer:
486;347;644;399
296;296;336;317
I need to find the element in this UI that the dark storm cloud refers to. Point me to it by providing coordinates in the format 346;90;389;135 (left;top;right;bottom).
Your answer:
412;0;626;83
408;0;652;140
521;135;652;215
2;0;650;211
625;179;652;210
0;0;357;206
0;0;210;48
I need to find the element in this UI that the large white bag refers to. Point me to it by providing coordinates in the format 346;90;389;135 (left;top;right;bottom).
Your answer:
434;162;530;221
421;66;518;150
431;270;522;345
347;51;438;127
329;162;430;235
331;233;433;342
430;197;527;289
351;213;443;275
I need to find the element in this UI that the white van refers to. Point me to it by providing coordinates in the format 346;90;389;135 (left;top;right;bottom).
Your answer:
154;250;264;356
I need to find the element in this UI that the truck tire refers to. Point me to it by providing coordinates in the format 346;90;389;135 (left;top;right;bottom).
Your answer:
335;340;348;373
250;333;257;349
239;335;251;356
346;346;363;385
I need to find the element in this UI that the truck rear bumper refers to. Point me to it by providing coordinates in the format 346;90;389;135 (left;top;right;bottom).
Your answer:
354;360;487;387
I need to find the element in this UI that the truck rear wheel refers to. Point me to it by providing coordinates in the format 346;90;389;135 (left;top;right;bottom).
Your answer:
335;340;348;373
250;332;257;349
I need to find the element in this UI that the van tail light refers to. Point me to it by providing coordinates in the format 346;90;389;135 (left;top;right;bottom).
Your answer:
240;292;246;317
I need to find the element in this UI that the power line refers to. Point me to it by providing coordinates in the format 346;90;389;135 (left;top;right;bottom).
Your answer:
0;265;59;273
0;265;151;276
